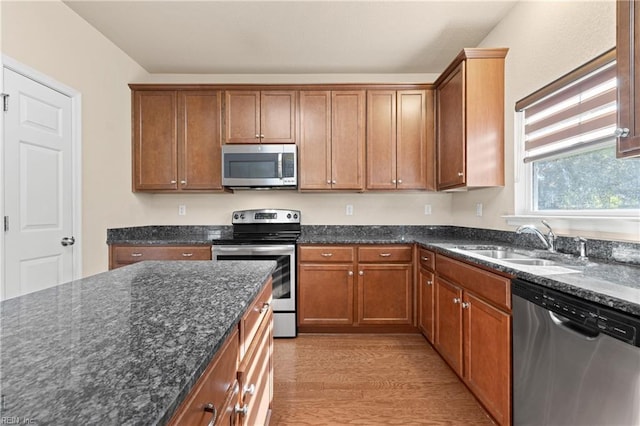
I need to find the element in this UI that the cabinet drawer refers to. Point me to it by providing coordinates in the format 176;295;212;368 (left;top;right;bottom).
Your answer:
111;245;211;266
436;254;511;310
168;328;239;426
241;280;273;359
419;248;436;271
358;245;412;263
298;245;355;262
237;310;272;426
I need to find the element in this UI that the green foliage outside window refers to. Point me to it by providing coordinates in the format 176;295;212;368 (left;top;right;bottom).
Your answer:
533;145;640;210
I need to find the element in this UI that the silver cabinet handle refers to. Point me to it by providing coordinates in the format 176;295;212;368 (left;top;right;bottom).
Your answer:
182;253;193;257
260;134;265;138
379;253;392;257
61;236;75;246
204;403;217;426
462;302;471;309
332;180;336;184
348;271;354;276
615;127;630;137
131;253;143;257
321;253;333;257
259;302;270;314
359;271;364;276
398;179;402;184
327;180;331;184
180;180;187;185
170;180;177;184
234;403;248;416
255;134;260;138
243;384;256;396
426;280;433;286
421;256;429;261
391;179;396;184
453;297;461;304
457;172;463;177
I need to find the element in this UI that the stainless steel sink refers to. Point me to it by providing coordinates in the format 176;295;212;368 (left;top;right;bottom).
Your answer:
462;249;531;260
502;258;557;266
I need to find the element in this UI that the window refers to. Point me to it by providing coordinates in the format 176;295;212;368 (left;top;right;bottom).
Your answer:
515;48;640;217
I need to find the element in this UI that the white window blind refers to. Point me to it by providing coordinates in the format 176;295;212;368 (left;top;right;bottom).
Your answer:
516;49;617;163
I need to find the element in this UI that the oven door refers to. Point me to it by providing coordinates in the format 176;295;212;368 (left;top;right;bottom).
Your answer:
212;244;295;312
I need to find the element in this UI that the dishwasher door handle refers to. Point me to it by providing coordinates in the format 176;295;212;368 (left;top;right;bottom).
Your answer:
549;311;600;340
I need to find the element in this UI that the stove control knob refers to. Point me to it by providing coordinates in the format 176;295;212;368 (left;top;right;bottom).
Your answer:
293;213;298;219
240;214;245;219
287;213;292;219
233;214;239;220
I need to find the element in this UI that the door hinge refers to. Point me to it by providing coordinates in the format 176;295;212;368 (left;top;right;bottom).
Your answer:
1;93;8;112
4;216;8;232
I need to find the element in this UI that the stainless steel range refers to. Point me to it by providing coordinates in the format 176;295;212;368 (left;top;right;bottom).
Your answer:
212;209;300;337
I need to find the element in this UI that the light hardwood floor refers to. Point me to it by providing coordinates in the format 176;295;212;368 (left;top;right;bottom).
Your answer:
271;334;494;425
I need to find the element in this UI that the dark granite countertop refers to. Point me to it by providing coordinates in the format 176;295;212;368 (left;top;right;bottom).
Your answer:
0;260;276;425
105;224;640;316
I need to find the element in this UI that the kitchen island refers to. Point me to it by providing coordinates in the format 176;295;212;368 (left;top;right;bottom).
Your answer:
0;260;276;425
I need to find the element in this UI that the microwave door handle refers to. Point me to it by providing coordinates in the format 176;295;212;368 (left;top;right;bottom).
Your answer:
277;153;283;179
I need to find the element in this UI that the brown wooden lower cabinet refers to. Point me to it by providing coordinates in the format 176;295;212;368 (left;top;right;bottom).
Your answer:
418;248;436;343
297;244;414;332
169;280;273;426
168;328;239;426
109;244;211;269
434;253;512;426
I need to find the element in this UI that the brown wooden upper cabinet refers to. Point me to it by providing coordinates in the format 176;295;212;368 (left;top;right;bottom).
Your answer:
366;90;433;190
616;0;640;158
224;90;297;144
435;48;508;190
299;91;366;190
131;88;223;192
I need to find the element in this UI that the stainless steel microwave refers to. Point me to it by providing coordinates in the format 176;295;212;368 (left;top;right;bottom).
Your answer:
221;144;297;188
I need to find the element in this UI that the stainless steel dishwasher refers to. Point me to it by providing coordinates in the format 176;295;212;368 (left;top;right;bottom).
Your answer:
512;278;640;425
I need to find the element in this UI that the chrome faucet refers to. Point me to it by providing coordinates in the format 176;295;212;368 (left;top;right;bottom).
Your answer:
516;220;557;252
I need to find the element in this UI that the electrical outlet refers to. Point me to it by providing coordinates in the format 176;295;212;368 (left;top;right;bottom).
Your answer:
178;205;187;216
424;204;432;215
476;203;483;217
346;204;354;216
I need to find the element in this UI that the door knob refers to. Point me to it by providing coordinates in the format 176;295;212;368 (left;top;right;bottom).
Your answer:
61;236;75;246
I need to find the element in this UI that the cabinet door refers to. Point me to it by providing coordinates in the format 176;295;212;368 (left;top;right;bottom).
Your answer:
298;263;355;325
434;276;463;376
418;268;435;343
261;91;297;144
224;91;260;143
178;91;223;190
299;91;332;189
332;91;366;190
617;0;640;158
397;90;427;189
463;292;511;426
357;263;412;325
132;91;178;191
168;328;239;426
366;91;397;189
437;63;466;189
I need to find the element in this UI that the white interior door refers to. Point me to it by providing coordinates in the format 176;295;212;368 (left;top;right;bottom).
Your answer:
3;68;74;299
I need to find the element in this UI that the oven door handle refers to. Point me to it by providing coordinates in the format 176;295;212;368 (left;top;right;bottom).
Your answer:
277;153;283;179
251;247;294;255
214;247;244;254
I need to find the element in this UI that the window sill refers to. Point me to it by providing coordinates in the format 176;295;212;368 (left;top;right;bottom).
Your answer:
503;214;640;240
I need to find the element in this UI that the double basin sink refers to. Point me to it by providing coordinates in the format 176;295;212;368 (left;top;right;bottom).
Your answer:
450;246;580;270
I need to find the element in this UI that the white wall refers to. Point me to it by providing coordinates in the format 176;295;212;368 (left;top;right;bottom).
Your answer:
1;1;148;276
451;0;626;240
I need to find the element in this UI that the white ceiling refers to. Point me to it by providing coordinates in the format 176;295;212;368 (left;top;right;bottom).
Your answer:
64;1;518;75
